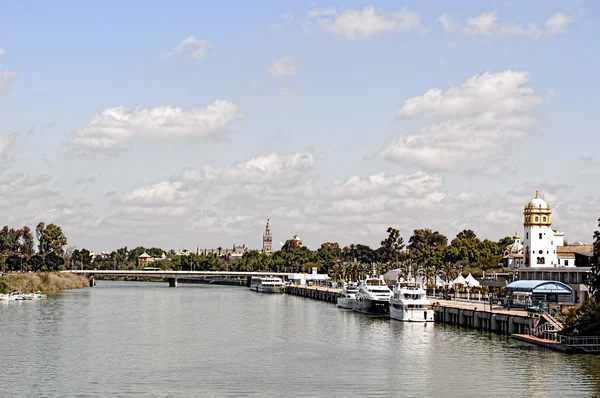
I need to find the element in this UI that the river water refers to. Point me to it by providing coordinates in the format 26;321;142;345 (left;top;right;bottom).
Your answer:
1;281;600;397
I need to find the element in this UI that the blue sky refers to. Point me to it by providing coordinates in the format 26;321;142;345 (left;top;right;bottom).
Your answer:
1;0;599;251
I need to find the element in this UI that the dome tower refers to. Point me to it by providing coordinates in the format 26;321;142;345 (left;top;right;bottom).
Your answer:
522;191;557;267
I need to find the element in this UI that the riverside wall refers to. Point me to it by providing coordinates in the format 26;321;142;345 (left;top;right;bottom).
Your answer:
284;285;341;304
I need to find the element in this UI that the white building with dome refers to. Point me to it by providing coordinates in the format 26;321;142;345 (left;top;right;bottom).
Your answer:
521;190;564;268
508;190;594;303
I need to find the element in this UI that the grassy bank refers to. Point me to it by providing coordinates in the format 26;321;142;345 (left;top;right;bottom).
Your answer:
0;272;90;294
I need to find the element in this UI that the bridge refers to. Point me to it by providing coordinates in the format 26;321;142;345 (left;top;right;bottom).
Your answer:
64;270;293;287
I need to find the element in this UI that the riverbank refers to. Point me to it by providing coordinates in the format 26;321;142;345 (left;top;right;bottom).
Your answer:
0;272;90;294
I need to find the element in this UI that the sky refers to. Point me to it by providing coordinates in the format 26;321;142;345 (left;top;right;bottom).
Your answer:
1;0;599;252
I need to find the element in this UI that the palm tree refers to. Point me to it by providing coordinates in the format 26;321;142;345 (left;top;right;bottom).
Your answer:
441;262;458;284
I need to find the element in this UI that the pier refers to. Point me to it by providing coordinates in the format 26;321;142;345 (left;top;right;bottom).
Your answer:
284;285;340;303
432;300;533;335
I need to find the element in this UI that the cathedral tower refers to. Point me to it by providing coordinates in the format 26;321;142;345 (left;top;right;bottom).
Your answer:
262;219;272;253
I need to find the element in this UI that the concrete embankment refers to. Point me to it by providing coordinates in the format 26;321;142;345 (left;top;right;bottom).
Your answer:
0;272;90;294
284;285;341;304
433;300;533;335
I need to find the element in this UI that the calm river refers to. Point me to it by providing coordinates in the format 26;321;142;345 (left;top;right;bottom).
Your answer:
1;281;600;397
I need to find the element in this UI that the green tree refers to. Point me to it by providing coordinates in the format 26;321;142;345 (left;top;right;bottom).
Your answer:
379;227;405;265
36;222;46;254
408;229;448;258
44;252;65;271
27;254;44;272
587;218;600;300
36;223;68;256
80;249;93;270
19;226;35;256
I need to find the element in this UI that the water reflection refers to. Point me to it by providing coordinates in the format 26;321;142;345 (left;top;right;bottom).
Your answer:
1;281;599;397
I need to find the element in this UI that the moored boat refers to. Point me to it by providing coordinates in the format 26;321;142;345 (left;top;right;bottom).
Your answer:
336;282;358;309
249;277;285;293
390;280;434;322
353;275;392;316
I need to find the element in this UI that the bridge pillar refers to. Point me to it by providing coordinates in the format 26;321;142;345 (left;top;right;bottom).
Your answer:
168;278;178;288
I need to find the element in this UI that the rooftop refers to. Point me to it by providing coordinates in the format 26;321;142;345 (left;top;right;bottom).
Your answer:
556;245;594;258
505;280;572;294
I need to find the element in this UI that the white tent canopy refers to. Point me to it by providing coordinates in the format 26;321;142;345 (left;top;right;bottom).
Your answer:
464;273;480;287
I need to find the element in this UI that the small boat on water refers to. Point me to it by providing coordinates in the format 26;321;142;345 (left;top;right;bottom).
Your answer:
390;280;434;322
1;291;47;301
353;275;392;316
249;277;285;293
337;282;359;309
10;291;25;301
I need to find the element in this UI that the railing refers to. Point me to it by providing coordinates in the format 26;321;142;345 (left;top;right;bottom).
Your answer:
528;322;560;337
532;332;600;353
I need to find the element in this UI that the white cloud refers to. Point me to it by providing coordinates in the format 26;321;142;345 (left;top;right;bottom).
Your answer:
0;133;17;163
176;150;314;185
113;181;192;208
0;48;5;56
269;56;301;77
398;71;540;119
545;12;574;34
167;36;211;60
0;172;57;206
329;172;442;198
438;14;456;32
308;6;422;40
0;70;17;91
440;11;573;38
382;71;541;171
68;100;244;154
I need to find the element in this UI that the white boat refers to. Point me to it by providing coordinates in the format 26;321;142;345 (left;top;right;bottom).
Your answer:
10;291;25;301
337;282;359;309
390;280;434;322
33;291;47;299
249;277;285;293
353;275;392;316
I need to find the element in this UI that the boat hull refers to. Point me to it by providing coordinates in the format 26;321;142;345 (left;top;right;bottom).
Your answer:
353;298;390;316
254;286;283;294
390;304;434;322
336;297;356;309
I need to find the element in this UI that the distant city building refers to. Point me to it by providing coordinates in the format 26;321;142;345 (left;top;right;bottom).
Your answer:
262;219;272;254
196;244;249;258
137;252;165;267
137;252;153;268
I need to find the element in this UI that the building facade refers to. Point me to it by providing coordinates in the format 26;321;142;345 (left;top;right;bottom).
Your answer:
509;191;594;303
522;191;564;268
196;244;248;258
262;219;272;253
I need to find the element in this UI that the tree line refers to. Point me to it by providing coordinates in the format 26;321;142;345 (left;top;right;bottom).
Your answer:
1;223;513;283
0;223;67;272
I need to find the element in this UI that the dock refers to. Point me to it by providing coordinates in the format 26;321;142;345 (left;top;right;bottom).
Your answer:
432;299;533;335
284;285;341;303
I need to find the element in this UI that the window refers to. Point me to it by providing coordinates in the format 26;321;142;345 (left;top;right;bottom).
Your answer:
537;257;545;264
543;217;547;222
535;216;539;222
558;259;561;264
539;250;543;254
551;241;553;245
565;260;569;266
539;233;543;240
526;233;529;239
